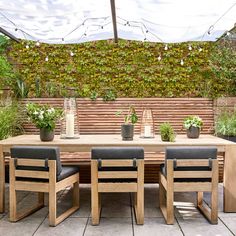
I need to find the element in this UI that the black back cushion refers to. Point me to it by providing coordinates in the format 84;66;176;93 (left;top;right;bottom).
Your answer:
11;146;62;176
91;147;144;160
166;147;217;160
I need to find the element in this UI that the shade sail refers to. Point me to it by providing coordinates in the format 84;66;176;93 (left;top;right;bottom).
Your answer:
0;0;235;44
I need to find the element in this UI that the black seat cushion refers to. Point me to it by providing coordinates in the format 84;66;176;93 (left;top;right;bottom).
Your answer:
91;147;144;160
57;166;79;182
11;146;62;176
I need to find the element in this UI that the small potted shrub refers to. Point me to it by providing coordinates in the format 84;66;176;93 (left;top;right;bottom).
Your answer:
160;122;175;142
116;105;138;141
183;115;203;139
215;110;236;142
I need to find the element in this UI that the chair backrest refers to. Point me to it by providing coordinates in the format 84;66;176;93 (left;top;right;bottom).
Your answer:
165;146;217;181
10;146;62;176
91;147;144;183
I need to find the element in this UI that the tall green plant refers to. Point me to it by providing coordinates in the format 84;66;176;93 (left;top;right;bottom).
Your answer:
0;102;23;140
215;110;236;136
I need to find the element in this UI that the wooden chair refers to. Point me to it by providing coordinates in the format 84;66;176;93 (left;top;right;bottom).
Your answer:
159;147;218;224
91;147;144;225
9;146;80;226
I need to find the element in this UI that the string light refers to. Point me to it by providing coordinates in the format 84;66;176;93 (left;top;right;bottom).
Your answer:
36;41;40;46
158;55;161;61
45;56;48;62
25;45;29;49
70;51;74;56
164;44;168;50
198;47;203;52
180;59;184;66
188;45;192;51
226;31;231;36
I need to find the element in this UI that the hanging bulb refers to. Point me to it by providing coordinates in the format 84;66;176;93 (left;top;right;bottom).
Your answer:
199;47;203;52
25;45;29;49
164;44;168;50
158;55;161;61
226;31;231;36
180;59;184;66
36;41;40;46
45;56;49;62
70;51;74;56
188;45;192;51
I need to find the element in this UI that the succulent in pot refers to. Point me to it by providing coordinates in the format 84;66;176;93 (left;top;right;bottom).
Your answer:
183;115;203;139
116;105;138;141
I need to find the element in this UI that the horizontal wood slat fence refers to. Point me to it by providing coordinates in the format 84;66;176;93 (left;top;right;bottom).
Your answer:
20;98;214;135
18;98;224;183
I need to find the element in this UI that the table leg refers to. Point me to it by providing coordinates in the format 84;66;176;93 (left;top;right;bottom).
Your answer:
0;145;5;213
224;145;236;212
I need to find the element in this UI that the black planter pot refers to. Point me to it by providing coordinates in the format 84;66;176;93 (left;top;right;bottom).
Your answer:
121;124;134;141
187;126;200;139
40;128;55;142
218;135;236;143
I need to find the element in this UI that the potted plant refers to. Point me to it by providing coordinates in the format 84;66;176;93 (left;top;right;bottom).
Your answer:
26;103;63;141
160;122;175;142
215;110;236;142
183;115;203;138
116;105;138;141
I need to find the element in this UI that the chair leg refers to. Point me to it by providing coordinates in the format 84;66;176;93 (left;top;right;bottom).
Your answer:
92;191;101;225
134;160;144;225
211;188;218;224
49;190;57;226
197;192;203;207
38;192;44;207
73;182;80;208
9;187;17;222
165;186;174;224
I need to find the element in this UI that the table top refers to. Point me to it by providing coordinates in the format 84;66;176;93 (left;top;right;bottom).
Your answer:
0;134;234;149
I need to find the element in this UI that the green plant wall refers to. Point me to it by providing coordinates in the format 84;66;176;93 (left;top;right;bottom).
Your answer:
6;39;233;98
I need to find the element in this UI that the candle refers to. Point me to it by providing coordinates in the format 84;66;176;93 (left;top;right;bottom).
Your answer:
144;125;151;137
66;113;74;137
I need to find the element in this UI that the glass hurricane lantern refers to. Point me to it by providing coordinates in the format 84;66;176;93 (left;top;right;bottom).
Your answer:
140;108;155;138
60;98;79;139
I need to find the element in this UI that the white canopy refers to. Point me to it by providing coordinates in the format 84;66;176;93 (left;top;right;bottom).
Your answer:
0;0;235;44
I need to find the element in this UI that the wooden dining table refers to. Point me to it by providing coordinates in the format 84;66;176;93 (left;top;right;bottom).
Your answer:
1;134;236;213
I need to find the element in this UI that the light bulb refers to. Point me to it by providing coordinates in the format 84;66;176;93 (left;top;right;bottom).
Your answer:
70;51;74;56
36;41;40;46
226;32;231;36
164;44;168;50
188;45;192;51
25;45;29;49
45;56;49;62
199;47;203;52
158;55;161;61
180;59;184;66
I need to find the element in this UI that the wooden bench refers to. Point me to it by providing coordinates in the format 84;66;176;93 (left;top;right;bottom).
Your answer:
17;97;224;183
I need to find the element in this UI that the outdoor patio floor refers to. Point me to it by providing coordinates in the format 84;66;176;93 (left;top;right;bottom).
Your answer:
0;183;236;236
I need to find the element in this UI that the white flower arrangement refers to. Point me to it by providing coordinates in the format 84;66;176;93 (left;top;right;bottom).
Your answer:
26;103;63;131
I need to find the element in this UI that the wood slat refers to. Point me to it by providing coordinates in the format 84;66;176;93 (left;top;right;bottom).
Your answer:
98;183;137;192
15;170;49;179
98;171;137;179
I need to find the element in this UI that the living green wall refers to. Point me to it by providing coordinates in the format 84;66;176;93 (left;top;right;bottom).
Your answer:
7;39;232;98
